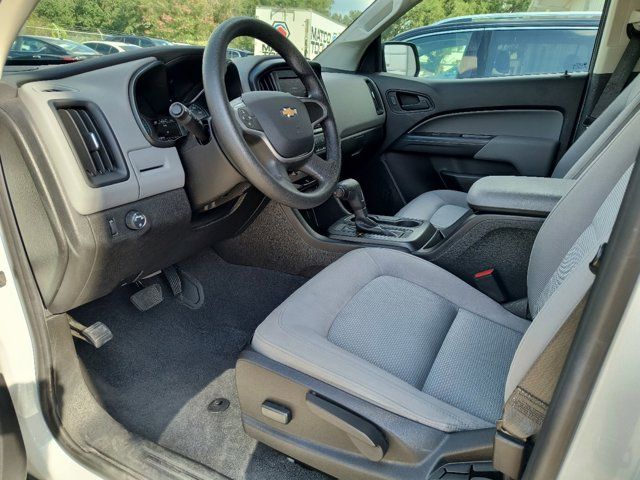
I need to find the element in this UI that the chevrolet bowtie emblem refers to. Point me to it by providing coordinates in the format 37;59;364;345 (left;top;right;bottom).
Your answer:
281;107;298;118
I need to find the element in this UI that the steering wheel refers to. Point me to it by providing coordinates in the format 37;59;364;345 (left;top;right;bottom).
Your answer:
203;17;341;209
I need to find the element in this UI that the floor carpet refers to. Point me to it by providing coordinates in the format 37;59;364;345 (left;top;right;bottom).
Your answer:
74;249;328;479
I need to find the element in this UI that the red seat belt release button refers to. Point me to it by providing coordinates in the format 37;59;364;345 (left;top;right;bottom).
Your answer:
474;268;495;279
473;268;507;302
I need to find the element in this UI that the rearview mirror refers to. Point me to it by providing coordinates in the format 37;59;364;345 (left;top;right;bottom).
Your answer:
383;42;419;77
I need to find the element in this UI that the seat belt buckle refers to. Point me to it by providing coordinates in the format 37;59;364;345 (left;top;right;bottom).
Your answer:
589;242;607;274
493;421;527;479
583;115;596;128
473;268;507;302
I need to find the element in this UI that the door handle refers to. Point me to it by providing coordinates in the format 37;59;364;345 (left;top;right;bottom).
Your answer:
386;90;434;112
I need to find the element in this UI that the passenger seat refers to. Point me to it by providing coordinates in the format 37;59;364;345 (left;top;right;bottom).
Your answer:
396;74;640;222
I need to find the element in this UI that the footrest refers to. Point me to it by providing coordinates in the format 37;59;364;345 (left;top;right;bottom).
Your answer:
82;322;114;348
69;317;113;348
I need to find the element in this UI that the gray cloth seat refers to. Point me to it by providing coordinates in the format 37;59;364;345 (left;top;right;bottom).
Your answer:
254;248;529;430
397;74;640;222
252;75;640;433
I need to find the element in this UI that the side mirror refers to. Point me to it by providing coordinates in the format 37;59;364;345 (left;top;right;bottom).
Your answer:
383;42;419;77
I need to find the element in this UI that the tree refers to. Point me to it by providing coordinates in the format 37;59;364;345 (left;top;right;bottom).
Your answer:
27;0;534;46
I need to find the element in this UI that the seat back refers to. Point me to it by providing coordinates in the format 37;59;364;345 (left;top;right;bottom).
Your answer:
551;74;640;179
506;82;640;397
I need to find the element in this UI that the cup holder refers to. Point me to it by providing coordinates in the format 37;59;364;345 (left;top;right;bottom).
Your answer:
393;219;421;228
373;216;421;228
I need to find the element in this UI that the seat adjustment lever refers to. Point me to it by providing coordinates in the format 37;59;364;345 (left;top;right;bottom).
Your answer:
305;391;388;462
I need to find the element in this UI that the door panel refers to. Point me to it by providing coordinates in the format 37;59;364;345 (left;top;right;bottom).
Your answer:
368;72;588;208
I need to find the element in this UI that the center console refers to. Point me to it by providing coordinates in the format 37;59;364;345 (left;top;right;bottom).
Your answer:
316;176;575;307
328;214;436;250
327;178;444;251
326;176;575;253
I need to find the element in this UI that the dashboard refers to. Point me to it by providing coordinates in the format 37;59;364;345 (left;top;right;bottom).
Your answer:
5;47;386;313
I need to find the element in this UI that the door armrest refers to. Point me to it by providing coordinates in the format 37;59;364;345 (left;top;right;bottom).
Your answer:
467;176;575;217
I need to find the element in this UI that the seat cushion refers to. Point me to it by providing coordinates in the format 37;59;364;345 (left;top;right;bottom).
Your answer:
252;248;529;432
396;189;468;222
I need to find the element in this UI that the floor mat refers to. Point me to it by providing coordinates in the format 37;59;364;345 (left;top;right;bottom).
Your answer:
74;249;327;479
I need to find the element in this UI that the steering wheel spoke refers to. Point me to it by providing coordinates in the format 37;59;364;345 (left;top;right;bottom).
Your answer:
300;154;339;187
230;99;264;135
264;158;290;182
298;97;328;128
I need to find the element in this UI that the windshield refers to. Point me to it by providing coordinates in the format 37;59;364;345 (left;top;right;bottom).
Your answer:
12;0;374;64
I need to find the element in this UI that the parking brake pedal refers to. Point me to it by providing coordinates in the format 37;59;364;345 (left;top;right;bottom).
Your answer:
130;283;163;311
68;317;113;348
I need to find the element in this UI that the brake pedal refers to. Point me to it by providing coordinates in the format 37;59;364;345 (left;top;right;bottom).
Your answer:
68;317;113;348
130;283;163;311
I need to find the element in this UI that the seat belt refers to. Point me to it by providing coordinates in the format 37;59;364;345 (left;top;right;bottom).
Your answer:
492;243;608;478
492;292;590;479
583;16;640;128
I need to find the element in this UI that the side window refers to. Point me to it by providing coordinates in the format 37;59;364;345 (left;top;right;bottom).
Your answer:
409;31;477;78
18;38;42;52
22;38;57;54
482;28;597;77
95;44;113;54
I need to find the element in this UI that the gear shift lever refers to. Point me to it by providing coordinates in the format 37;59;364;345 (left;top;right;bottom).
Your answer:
334;179;398;236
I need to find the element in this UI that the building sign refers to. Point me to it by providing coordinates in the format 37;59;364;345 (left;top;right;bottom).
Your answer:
308;26;338;57
272;21;290;37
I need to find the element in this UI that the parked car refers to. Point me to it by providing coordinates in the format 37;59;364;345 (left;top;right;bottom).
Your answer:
390;11;601;78
83;40;142;55
226;47;253;59
9;35;102;62
105;34;173;48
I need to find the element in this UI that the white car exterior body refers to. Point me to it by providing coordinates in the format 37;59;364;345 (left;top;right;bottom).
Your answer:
83;41;142;53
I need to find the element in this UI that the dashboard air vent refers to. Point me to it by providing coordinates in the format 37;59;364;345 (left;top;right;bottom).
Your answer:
57;104;128;187
258;73;278;91
364;79;384;115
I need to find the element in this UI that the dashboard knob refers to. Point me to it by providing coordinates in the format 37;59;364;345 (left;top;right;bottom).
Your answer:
125;210;147;230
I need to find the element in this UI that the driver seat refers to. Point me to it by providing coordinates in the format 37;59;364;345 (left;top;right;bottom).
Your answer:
243;82;640;473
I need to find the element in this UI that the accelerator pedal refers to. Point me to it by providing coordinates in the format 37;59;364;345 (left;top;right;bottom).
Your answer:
163;265;183;296
69;317;113;348
130;283;163;312
162;266;204;310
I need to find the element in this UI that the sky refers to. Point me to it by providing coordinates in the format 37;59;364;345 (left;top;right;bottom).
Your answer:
331;0;374;15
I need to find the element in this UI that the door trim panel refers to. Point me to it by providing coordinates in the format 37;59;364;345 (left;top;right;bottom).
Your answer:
371;72;589;156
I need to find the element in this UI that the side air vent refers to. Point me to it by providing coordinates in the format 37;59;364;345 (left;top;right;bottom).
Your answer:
56;103;128;187
364;79;384;115
257;72;278;91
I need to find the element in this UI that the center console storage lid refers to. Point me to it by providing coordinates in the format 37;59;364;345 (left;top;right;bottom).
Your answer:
467;176;575;217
